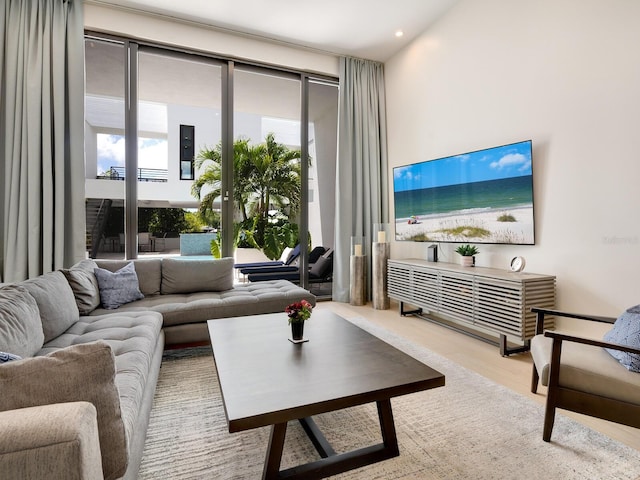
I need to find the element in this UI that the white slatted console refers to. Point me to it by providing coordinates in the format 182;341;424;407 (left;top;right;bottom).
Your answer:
388;259;555;356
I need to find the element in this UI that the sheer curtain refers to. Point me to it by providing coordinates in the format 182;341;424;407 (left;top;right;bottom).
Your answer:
0;0;85;283
333;57;389;302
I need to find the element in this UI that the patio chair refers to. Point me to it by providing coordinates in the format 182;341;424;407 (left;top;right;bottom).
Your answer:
234;244;301;273
246;248;333;284
530;307;640;442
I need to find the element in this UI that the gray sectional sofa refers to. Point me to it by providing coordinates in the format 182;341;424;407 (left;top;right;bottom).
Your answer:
0;256;316;480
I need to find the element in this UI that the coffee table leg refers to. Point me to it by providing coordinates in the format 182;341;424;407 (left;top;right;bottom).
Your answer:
263;422;287;480
377;399;399;456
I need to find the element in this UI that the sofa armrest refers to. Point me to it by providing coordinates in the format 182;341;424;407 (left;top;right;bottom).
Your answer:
0;402;104;480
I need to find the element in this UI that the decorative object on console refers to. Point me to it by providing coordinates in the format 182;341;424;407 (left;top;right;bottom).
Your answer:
372;223;390;310
510;256;526;272
350;236;366;306
455;244;479;267
427;244;438;262
286;300;313;343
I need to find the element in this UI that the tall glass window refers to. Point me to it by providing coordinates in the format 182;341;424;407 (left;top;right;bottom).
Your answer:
84;33;338;295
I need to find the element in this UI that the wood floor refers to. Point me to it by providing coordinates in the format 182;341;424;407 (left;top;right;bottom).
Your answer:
316;300;640;452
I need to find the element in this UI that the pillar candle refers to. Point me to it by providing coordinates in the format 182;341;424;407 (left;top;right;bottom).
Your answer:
377;230;386;243
354;244;363;256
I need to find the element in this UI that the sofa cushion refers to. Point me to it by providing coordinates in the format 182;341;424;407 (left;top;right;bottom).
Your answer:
62;259;101;315
0;285;44;358
40;311;164;466
94;262;144;309
0;341;128;480
604;305;640;372
22;271;79;343
95;259;162;296
161;257;234;294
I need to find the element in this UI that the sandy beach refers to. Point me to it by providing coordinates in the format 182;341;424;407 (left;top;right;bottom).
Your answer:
395;206;534;244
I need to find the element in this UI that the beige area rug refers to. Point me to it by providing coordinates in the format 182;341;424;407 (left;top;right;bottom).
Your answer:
138;317;640;479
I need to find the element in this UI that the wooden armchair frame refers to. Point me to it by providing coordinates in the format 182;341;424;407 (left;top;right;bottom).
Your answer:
531;307;640;441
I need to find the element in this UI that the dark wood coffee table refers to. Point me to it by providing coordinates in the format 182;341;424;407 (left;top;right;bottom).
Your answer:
207;310;445;480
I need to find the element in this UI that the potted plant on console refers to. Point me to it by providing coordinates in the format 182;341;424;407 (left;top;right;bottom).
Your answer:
286;299;313;343
455;244;479;267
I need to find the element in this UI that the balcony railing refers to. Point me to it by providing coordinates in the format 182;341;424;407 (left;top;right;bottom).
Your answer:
97;166;168;182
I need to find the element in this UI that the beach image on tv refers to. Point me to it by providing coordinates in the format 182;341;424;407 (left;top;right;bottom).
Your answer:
393;140;534;245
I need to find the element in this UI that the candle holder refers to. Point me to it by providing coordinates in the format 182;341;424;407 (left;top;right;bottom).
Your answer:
373;223;390;244
372;224;390;310
350;236;366;306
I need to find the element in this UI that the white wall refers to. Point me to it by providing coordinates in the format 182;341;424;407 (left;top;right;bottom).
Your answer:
385;0;640;319
84;4;339;77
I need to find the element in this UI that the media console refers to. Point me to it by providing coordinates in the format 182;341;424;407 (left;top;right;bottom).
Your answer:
387;259;555;356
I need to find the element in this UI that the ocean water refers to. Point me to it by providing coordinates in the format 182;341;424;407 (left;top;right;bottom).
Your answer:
394;175;533;220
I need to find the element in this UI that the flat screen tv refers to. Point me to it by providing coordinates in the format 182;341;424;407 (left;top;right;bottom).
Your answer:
393;140;534;245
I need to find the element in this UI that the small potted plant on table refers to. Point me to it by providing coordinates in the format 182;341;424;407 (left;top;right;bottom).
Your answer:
455;244;479;267
286;299;313;342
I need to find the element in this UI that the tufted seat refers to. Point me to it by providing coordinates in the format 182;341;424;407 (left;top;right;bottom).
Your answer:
37;311;164;460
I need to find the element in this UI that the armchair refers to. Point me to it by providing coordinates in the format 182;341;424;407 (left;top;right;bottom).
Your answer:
530;307;640;442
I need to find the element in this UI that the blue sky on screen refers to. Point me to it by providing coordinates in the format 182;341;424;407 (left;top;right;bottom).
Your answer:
394;140;532;192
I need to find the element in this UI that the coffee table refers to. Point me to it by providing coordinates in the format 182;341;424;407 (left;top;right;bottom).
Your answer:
207;310;445;479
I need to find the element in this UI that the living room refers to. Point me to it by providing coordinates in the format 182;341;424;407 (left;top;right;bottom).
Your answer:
2;0;640;478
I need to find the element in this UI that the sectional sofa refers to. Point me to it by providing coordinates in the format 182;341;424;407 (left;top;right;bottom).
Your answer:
0;256;316;480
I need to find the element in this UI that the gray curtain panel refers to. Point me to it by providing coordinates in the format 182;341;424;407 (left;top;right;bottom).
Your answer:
0;0;86;283
333;57;389;302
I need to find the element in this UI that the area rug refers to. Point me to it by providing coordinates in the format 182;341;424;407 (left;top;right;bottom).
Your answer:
138;317;640;479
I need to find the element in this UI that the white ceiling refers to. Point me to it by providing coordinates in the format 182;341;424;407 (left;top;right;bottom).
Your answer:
89;0;459;62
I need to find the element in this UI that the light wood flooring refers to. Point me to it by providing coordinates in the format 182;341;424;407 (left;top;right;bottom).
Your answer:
316;300;640;452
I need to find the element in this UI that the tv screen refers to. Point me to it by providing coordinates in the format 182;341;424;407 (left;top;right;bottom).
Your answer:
393;140;534;245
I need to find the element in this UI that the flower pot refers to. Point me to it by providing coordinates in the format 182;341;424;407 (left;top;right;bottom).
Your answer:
460;256;475;267
291;321;305;341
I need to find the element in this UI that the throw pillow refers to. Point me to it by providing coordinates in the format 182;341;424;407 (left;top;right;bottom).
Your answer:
94;262;144;309
0;285;45;357
62;259;101;315
161;257;234;294
22;271;80;343
0;351;22;363
309;254;333;279
0;341;128;480
603;304;640;373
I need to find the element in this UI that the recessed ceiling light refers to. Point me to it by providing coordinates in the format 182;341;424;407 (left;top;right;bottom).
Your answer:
395;30;404;38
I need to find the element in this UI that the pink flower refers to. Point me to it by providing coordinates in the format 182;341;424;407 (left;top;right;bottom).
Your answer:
286;299;313;323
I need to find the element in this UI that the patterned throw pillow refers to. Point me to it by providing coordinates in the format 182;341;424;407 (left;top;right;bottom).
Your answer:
603;304;640;373
94;262;144;309
0;352;21;364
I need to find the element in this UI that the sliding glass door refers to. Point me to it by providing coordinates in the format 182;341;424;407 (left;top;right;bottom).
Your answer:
84;33;338;293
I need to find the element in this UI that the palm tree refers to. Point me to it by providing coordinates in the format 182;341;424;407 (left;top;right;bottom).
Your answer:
191;133;306;257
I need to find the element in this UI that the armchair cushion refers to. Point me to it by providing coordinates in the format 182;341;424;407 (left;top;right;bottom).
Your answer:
530;335;640;405
603;305;640;372
0;341;127;480
0;285;45;357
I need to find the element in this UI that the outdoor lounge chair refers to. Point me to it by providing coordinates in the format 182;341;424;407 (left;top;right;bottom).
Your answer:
246;248;333;284
234;244;300;273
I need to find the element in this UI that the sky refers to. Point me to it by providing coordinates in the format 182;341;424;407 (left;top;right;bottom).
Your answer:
393;140;533;192
97;134;168;175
